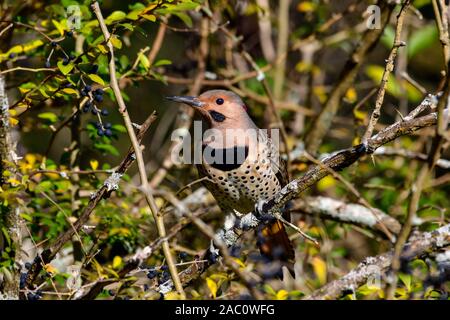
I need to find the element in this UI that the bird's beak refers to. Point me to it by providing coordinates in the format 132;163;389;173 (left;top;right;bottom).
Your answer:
165;95;204;108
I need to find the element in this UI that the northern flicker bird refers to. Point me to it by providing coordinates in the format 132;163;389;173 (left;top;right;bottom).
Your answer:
167;90;294;262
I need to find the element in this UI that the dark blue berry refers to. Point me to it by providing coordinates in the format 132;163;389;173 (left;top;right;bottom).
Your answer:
20;273;27;289
104;129;112;137
94;122;102;129
45;61;51;68
101;109;109;116
147;269;157;279
104;122;112;129
25;262;32;270
178;252;188;260
160;265;168;271
80;91;87;97
62;58;69;65
69;54;76;60
50;41;57;47
66;30;73;37
94;94;103;103
207;251;219;264
91;108;98;115
94;88;104;95
230;245;241;258
27;292;41;300
82;106;90;113
97;129;104;136
9;53;15;59
84;85;92;92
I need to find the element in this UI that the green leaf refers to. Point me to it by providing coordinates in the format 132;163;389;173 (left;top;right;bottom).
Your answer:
1;227;11;247
380;26;395;49
105;11;126;25
88;74;105;86
365;65;401;97
120;23;134;31
154;59;172;67
57;61;74;75
94;143;119;156
172;12;193;28
399;273;412;292
36;180;53;192
126;10;141;21
112;124;127;133
20;213;33;222
38;112;58;123
408;24;438;58
139;54;150;70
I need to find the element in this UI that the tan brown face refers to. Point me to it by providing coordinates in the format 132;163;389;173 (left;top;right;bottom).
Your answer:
166;89;248;125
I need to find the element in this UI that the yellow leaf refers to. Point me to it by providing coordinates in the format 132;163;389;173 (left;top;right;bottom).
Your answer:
6;178;21;186
109;228;131;237
353;109;366;122
97;44;108;54
297;2;316;12
317;175;336;191
206;277;218;299
276;289;289;300
9;117;19;126
352;136;361;146
310;257;327;285
154;197;164;209
90;159;99;170
142;3;158;14
62;88;79;96
141;14;156;22
44;264;58;275
112;256;122;269
164;292;183;300
295;61;311;73
25;154;37;166
232;257;246;268
87;74;105;86
110;36;122;49
345;87;357;103
313;86;327;103
52;19;66;36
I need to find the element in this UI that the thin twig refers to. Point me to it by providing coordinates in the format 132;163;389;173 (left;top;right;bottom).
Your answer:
362;0;410;144
91;1;185;299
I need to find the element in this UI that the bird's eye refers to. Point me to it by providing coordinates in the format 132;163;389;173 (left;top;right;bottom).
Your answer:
216;98;224;105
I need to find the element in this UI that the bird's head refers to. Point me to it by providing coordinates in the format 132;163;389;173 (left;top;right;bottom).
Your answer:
166;89;254;129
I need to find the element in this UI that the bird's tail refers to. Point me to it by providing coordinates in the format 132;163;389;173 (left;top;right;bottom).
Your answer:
257;220;295;262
